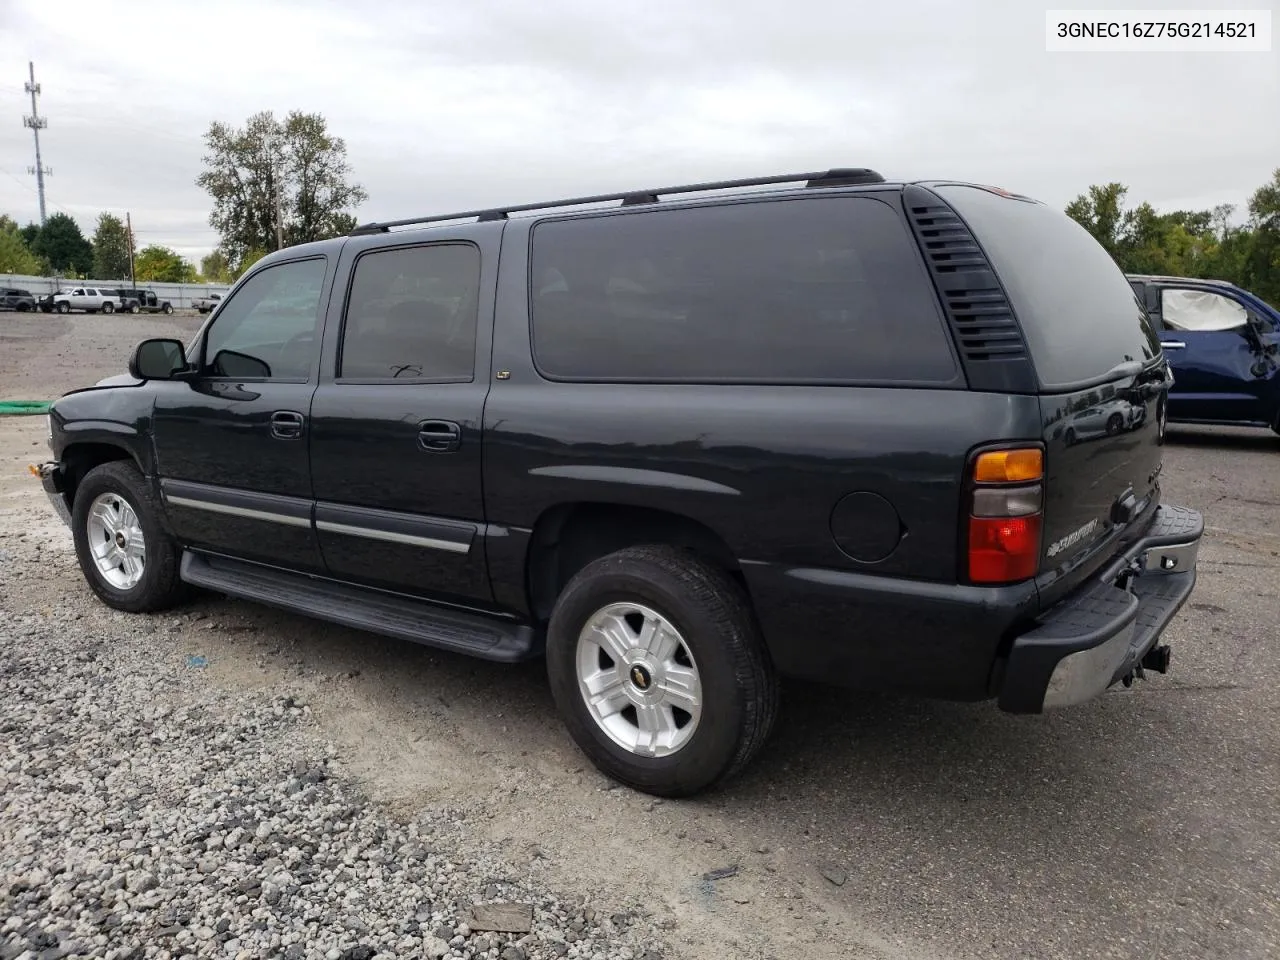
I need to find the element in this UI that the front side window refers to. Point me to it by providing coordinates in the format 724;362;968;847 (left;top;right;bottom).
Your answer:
339;243;481;381
202;258;326;380
1161;288;1248;332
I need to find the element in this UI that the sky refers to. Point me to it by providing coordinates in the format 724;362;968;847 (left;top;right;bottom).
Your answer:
0;0;1276;265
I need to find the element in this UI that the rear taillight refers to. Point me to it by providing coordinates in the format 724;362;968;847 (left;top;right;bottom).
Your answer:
967;446;1044;584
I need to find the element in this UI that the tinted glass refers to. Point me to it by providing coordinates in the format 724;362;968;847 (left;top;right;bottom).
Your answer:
529;197;957;383
340;243;481;381
935;184;1161;389
202;258;326;380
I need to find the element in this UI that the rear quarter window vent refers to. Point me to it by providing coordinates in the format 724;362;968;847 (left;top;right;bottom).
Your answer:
903;184;1036;393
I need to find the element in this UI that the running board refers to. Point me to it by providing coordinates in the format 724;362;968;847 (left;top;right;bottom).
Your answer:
180;552;540;662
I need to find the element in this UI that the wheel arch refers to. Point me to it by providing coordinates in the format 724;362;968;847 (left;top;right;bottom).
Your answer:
60;440;144;513
524;501;746;623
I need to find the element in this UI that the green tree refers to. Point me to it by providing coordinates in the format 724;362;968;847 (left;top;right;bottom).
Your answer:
196;110;367;264
19;223;39;248
135;245;197;283
30;213;94;275
91;213;135;281
233;247;268;279
1243;168;1280;306
0;215;44;274
1065;183;1129;258
199;249;233;283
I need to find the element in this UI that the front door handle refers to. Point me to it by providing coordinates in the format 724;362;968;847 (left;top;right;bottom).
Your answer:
1162;341;1186;350
270;410;305;440
418;420;461;453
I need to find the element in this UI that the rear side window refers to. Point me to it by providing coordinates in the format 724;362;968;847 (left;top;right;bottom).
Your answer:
529;197;957;384
339;243;481;381
936;185;1161;390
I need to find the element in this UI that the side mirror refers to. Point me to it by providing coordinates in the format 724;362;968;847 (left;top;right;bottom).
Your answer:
129;338;188;380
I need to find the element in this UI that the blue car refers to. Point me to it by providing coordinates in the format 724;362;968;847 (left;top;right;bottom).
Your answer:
1128;274;1280;433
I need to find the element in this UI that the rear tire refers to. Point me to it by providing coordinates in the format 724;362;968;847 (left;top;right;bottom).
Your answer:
1106;413;1123;435
163;304;173;315
546;545;779;797
129;304;140;314
71;461;188;614
102;302;115;314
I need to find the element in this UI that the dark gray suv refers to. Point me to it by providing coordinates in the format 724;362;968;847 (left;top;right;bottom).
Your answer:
36;168;1204;796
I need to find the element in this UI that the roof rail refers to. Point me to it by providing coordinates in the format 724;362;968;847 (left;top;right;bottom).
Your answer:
349;168;886;236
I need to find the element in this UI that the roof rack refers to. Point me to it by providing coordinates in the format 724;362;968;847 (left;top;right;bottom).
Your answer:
349;168;886;236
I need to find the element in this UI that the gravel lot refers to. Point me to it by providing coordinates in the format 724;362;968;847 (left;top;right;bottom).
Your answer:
2;312;1278;960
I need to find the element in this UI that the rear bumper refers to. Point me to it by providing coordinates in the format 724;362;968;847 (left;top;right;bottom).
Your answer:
34;460;72;528
998;503;1202;713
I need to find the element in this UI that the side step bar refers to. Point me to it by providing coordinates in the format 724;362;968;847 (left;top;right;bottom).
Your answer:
180;552;541;662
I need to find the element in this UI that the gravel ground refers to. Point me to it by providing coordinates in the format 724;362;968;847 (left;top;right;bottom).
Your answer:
2;312;1279;960
0;567;668;960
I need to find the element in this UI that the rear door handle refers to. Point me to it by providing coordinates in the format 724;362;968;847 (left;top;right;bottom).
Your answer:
418;419;461;453
270;410;305;440
1162;341;1186;350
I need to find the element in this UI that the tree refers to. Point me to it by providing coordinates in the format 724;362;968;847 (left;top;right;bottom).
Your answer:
1064;172;1280;307
31;213;94;275
19;223;39;248
0;215;43;274
91;213;134;281
135;245;197;283
233;247;268;279
196;110;367;266
199;249;233;283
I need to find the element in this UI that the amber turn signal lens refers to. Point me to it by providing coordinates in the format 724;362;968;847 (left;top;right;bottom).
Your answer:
974;448;1043;484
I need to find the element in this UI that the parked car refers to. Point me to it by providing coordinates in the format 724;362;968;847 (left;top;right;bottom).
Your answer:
1128;274;1280;433
0;288;37;311
132;289;175;315
40;287;123;314
192;293;223;313
34;169;1203;796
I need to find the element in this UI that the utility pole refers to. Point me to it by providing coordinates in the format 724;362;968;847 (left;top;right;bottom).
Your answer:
274;158;284;251
22;62;51;226
126;212;136;286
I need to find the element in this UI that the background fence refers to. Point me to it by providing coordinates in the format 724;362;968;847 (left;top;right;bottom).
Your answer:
0;274;232;310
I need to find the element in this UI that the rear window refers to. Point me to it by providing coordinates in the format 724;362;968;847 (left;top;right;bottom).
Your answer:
935;185;1161;390
529;197;958;384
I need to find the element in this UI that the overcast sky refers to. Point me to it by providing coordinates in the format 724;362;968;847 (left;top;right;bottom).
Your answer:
1;0;1276;263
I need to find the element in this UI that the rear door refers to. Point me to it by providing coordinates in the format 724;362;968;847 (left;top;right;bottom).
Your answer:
308;226;498;607
934;184;1169;589
1151;283;1275;424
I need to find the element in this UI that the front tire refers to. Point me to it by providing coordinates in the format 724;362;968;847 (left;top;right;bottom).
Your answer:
546;545;779;797
163;304;173;315
56;301;69;314
71;461;187;613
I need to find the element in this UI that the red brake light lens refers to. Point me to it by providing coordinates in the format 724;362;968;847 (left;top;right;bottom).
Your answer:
968;515;1042;583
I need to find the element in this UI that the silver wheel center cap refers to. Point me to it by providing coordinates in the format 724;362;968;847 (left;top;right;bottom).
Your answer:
114;531;127;549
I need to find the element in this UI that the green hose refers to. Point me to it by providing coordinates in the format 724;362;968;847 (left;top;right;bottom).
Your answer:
0;401;51;416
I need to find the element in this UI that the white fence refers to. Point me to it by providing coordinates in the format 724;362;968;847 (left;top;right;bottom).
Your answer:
0;274;232;310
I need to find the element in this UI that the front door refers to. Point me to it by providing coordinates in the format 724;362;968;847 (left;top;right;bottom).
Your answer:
1155;285;1276;424
308;229;497;606
151;255;332;572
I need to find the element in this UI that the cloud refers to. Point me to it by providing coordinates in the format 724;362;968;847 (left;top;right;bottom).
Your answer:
0;0;1275;262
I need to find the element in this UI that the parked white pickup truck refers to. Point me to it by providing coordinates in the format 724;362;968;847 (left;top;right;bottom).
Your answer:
192;293;223;314
45;287;124;315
